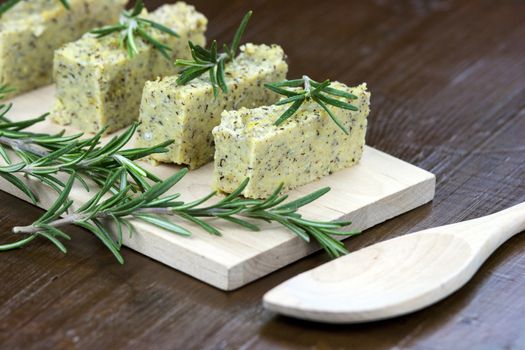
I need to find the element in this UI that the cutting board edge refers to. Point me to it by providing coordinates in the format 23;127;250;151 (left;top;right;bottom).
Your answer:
0;161;436;291
223;173;436;291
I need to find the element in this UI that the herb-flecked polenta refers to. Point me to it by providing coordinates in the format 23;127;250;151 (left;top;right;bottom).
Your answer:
51;2;207;133
136;43;288;169
213;83;371;199
0;0;126;98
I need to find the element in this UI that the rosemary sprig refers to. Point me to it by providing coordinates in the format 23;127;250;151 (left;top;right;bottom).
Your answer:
3;167;358;260
175;11;253;97
0;0;70;17
0;100;171;203
90;0;179;59
265;76;359;134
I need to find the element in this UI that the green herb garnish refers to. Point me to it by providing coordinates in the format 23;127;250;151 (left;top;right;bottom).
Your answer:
0;88;170;203
0;0;70;17
4;168;358;260
175;11;253;97
265;76;359;134
90;0;179;59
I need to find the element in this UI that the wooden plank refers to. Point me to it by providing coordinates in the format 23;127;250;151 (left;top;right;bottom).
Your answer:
1;85;435;290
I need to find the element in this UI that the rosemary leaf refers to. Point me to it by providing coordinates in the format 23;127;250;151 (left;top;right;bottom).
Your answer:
4;165;359;260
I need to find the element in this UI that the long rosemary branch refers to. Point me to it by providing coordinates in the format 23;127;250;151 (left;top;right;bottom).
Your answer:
5;168;358;261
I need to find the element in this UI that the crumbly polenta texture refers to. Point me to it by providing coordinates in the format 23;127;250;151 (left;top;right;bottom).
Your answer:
136;43;288;169
52;2;207;133
0;0;127;98
213;83;371;199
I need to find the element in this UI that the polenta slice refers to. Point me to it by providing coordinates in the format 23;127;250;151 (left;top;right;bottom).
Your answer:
213;83;371;199
52;2;207;133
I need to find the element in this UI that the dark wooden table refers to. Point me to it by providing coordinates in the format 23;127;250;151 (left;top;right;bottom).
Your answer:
1;0;524;349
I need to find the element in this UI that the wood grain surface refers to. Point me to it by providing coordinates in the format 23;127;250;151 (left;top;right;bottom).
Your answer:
1;0;524;349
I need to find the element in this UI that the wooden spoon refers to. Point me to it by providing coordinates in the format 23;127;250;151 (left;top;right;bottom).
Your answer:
263;202;525;323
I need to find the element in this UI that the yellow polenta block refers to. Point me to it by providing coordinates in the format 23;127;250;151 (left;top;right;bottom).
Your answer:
213;83;371;199
136;43;288;169
52;2;207;133
0;0;126;98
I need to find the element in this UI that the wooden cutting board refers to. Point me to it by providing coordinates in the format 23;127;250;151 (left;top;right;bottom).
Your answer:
0;86;436;291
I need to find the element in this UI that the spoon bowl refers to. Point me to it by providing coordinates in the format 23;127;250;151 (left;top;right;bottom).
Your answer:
264;202;525;323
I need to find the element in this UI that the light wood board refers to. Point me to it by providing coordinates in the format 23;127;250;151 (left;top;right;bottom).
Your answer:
0;86;436;291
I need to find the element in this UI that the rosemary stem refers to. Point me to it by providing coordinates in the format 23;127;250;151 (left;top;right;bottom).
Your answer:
12;213;89;234
303;75;312;95
0;136;49;157
134;208;174;215
12;207;174;235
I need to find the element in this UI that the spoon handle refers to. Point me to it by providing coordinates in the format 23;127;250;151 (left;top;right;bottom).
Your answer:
456;201;525;253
